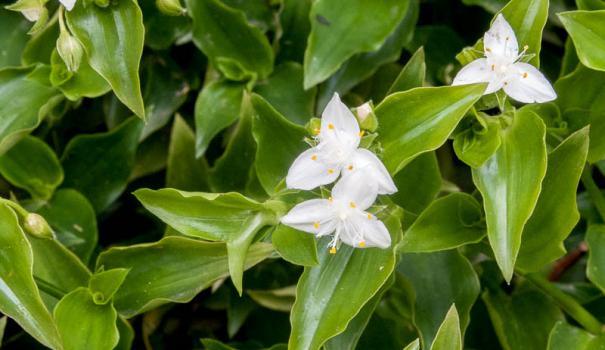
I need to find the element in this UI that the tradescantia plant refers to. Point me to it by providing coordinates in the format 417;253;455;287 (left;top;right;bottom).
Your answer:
2;0;605;348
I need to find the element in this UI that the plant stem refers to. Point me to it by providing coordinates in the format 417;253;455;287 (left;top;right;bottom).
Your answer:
524;273;603;334
34;276;67;300
581;165;605;223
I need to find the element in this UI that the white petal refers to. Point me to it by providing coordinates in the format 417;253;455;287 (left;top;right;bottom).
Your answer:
453;58;492;87
341;211;391;249
59;0;76;11
281;199;337;236
503;63;557;103
286;147;341;190
332;169;378;210
348;148;397;195
320;93;360;149
484;14;518;60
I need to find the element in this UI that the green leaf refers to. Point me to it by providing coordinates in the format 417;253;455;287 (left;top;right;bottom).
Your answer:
483;287;563;350
517;127;589;272
254;62;317;125
555;65;605;162
0;67;60;155
54;287;119;350
453;117;502;169
186;0;274;80
276;0;311;63
34;189;98;263
21;17;59;65
303;0;408;88
558;11;605;72
472;109;547;281
251;94;308;195
50;49;111;101
498;0;549;66
375;84;485;174
0;204;61;349
96;237;273;317
272;224;318;267
61;117;143;213
547;321;605;350
586;225;605;293
67;0;146;119
88;268;129;305
391;152;441;215
387;46;426;94
167;115;209;191
398;250;480;348
400;193;485;253
0;136;63;200
0;9;30;68
194;80;245;157
134;188;280;294
430;305;462;350
289;206;402;350
403;339;421;350
140;0;191;50
115;317;134;350
247;286;296;312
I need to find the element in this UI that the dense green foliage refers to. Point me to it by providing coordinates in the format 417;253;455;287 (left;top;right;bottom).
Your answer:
1;0;605;349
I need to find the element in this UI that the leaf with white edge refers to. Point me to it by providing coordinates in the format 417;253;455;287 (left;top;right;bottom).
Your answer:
403;339;421;350
558;10;605;72
517;127;589;272
375;84;485;174
472;109;547;282
289;206;402;350
388;46;426;94
547;321;605;350
167;115;209;191
96;237;273;317
67;0;145;119
430;305;462;350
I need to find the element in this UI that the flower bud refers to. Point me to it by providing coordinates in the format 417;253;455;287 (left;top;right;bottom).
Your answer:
56;30;84;72
355;102;378;132
156;0;185;16
23;213;54;239
306;117;321;137
5;0;45;21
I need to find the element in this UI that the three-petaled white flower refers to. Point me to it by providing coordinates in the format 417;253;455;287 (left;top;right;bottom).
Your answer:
452;14;556;104
286;93;396;195
281;170;391;252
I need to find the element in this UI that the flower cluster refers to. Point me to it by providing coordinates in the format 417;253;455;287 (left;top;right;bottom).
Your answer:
281;94;397;253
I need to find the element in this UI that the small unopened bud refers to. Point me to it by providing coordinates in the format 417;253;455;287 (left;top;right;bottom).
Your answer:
56;31;83;72
306;117;321;136
5;0;45;21
156;0;186;16
355;102;378;132
23;213;53;239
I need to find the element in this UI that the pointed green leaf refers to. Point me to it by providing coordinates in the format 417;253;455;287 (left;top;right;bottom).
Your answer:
54;288;119;350
289;207;402;350
403;339;421;350
88;269;129;305
96;237;273;317
387;46;426;94
67;0;145;119
498;0;549;66
430;305;462;350
0;9;29;68
0;204;61;349
586;225;605;293
186;0;274;80
558;10;605;72
50;49;111;101
375;84;485;174
0;136;63;200
272;224;318;267
167;115;209;191
472;109;547;281
303;0;408;88
251;94;308;195
517;127;589;272
400;193;485;253
61;117;143;213
547;321;605;350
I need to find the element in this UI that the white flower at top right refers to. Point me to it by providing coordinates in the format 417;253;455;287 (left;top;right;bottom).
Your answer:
452;14;557;104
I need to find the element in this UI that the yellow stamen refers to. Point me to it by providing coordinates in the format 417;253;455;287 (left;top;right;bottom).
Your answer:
367;213;372;219
311;155;318;161
313;128;320;135
328;169;334;174
359;241;366;248
328;123;335;130
359;130;365;137
350;201;356;208
313;222;320;229
328;196;333;202
491;64;495;71
347;165;353;171
524;45;529;50
329;247;337;254
522;72;528;79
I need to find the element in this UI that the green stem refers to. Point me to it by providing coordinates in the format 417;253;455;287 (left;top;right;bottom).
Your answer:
0;197;29;218
524;273;603;334
34;276;67;300
581;165;605;223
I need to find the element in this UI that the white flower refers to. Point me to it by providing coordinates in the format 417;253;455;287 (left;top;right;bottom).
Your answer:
285;93;396;194
452;14;556;104
59;0;75;11
281;170;391;252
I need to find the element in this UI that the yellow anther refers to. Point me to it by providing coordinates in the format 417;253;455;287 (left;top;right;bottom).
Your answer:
491;64;495;71
328;169;335;174
349;201;356;208
313;222;320;229
522;72;528;79
524;45;529;50
328;123;335;130
311;155;318;161
328;196;333;202
359;241;366;248
359;130;365;137
347;165;354;171
329;247;337;254
313;128;320;135
367;213;372;220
